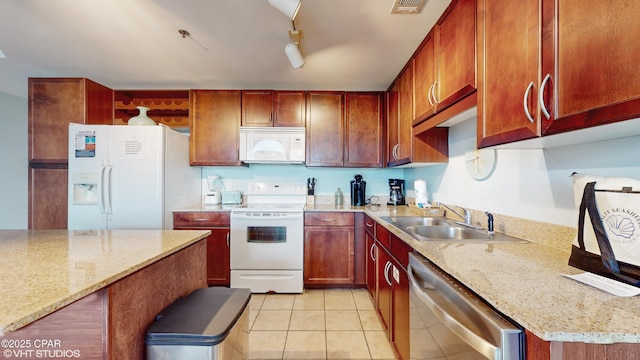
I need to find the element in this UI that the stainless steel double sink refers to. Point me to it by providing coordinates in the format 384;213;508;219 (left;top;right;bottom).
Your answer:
379;216;527;244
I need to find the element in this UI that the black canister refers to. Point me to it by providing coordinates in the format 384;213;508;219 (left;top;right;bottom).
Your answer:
350;174;366;206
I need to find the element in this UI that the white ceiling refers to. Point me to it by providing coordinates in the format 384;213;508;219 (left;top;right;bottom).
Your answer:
0;0;452;98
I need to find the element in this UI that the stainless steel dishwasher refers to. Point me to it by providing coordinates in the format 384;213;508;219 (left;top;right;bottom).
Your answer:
408;252;524;360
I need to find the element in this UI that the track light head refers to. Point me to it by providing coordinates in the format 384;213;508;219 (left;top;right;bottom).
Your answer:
285;43;304;69
268;0;301;21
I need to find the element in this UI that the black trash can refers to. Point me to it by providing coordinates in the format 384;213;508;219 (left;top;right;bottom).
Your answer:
146;287;251;360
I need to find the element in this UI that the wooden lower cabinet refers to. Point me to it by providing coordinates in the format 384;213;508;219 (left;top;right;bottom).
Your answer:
365;216;410;360
365;216;377;300
304;212;355;287
173;211;230;286
29;166;68;229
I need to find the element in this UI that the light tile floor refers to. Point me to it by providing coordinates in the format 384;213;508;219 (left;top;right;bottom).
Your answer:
248;289;397;360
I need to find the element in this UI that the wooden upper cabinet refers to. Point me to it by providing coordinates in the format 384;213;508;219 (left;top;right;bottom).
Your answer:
305;91;345;167
541;0;640;135
436;0;476;110
397;65;413;163
413;31;438;122
28;78;113;162
479;0;640;147
387;82;400;165
477;0;540;147
345;92;384;168
413;0;476;126
189;90;242;166
274;91;306;127
241;90;306;127
241;90;274;126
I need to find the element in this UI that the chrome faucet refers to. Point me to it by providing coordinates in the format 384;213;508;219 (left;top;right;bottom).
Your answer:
435;202;474;228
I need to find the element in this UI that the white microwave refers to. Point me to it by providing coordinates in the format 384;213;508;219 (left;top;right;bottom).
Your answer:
239;127;306;164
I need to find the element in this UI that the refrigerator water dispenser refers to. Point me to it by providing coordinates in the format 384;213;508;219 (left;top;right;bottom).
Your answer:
71;172;100;204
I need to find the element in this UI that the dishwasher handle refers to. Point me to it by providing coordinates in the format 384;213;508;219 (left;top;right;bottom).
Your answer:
408;263;500;360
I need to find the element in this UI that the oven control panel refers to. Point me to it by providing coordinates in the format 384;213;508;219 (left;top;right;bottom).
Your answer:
246;181;306;196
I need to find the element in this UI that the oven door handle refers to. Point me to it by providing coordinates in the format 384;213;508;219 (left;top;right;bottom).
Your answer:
408;263;500;360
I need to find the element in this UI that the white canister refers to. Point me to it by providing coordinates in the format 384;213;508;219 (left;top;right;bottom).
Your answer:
414;179;428;207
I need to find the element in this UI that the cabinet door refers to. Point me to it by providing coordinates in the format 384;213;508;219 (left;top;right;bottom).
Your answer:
391;259;409;360
274;91;306;127
413;31;438;122
344;92;384;168
398;66;413;162
365;231;377;300
206;228;231;286
28;78;113;162
386;82;400;165
437;0;476;110
541;0;640;135
477;0;540;148
376;245;392;333
241;90;273;127
29;167;68;229
189;90;242;166
305;91;345;167
304;226;355;286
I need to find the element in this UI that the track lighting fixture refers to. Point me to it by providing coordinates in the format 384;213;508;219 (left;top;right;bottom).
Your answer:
268;0;301;21
269;0;305;69
285;43;304;69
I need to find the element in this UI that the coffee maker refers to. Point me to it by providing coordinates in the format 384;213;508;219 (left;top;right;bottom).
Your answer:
350;174;366;206
387;179;405;206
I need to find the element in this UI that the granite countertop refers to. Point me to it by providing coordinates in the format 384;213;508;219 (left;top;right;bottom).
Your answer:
362;205;640;344
0;229;210;335
173;201;640;343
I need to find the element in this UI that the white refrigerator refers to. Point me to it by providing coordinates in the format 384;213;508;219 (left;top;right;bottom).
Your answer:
68;124;201;230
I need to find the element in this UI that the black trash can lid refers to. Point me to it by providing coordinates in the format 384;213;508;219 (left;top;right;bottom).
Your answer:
145;287;251;347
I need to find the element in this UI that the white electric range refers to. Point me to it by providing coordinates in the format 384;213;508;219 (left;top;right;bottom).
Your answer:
229;181;306;293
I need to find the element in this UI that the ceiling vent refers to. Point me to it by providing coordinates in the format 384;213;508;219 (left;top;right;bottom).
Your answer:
390;0;427;14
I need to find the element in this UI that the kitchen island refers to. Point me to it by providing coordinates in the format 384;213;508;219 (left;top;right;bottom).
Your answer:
0;229;210;360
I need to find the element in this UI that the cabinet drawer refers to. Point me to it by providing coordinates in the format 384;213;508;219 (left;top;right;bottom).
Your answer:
173;211;230;227
364;215;376;236
375;222;390;249
305;212;354;226
390;234;413;269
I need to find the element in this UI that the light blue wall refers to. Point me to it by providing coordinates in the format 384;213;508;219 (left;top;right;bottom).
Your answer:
0;92;28;229
405;118;640;227
202;165;404;203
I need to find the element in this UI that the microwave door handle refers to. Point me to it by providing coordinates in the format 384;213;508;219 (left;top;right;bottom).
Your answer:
408;264;500;360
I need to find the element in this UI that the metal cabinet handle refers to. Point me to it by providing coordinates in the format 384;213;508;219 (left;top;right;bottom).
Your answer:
226;232;230;247
322;218;337;222
392;144;399;160
427;83;435;107
384;261;393;286
365;222;373;228
523;81;535;123
431;81;439;105
539;74;552;119
369;243;377;261
193;218;209;222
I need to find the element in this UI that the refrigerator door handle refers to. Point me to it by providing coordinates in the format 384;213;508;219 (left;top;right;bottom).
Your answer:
105;164;113;218
99;164;107;217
